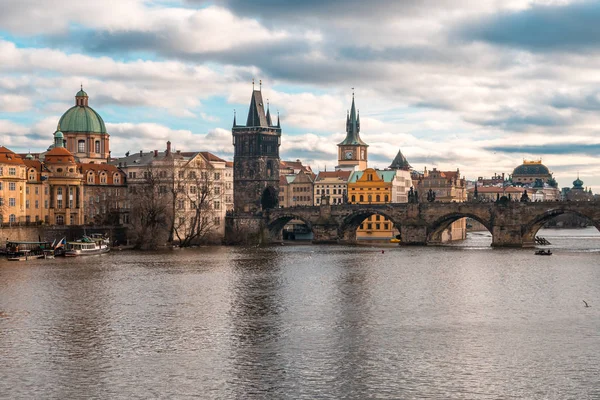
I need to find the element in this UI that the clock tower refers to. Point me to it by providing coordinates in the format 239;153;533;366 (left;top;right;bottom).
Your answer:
336;93;368;171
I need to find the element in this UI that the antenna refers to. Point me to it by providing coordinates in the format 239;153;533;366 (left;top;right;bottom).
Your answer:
259;80;262;91
252;78;255;91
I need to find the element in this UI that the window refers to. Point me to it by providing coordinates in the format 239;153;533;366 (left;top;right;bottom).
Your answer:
9;198;15;207
385;195;389;202
376;223;381;230
384;223;389;230
178;200;185;209
26;200;29;209
360;224;364;230
35;187;38;195
0;182;2;190
26;187;29;195
179;171;185;178
214;187;220;195
214;172;221;180
9;214;16;223
159;186;167;194
35;200;39;209
95;140;100;153
376;215;380;221
100;173;107;184
57;199;63;208
214;217;221;226
359;195;364;202
56;215;64;225
367;223;372;230
214;201;220;210
190;186;196;194
9;182;15;191
9;167;16;176
57;187;63;195
45;200;48;209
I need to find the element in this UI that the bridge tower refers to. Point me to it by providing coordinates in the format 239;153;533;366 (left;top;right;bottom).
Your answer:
336;92;368;171
232;85;281;212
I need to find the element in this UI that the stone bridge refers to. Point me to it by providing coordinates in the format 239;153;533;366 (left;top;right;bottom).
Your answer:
226;201;600;247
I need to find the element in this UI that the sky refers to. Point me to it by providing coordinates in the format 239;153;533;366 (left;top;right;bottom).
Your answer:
1;0;600;190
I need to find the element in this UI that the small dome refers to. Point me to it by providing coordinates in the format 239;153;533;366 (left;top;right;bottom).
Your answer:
59;105;106;133
512;162;550;176
76;88;88;97
25;153;34;160
573;177;584;189
54;129;64;139
45;147;76;164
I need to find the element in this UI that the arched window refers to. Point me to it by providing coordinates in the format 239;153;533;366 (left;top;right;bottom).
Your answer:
376;195;380;202
114;174;120;184
95;141;100;153
368;194;372;203
56;215;64;225
351;195;355;203
78;140;85;153
359;195;364;202
384;195;389;202
88;172;94;183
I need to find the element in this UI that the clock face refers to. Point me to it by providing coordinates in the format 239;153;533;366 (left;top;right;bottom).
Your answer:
345;151;353;160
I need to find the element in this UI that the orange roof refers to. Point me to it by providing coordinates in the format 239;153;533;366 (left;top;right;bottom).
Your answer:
80;163;122;174
279;175;288;186
45;147;77;164
199;152;226;163
23;159;43;171
0;146;25;165
225;161;233;168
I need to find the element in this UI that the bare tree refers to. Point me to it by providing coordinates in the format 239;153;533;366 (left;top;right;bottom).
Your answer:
129;165;173;249
171;162;220;247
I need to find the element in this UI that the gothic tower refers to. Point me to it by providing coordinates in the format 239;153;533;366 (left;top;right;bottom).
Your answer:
233;87;281;212
336;93;368;171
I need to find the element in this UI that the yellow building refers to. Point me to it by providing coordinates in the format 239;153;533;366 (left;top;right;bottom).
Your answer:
348;168;397;240
0;146;28;224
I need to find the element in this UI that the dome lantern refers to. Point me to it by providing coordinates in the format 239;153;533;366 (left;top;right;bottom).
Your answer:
76;84;89;106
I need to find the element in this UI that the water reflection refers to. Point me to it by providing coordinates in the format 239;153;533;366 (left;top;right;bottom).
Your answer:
1;231;600;398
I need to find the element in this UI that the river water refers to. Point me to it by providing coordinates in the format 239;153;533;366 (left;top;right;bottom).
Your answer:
1;228;600;399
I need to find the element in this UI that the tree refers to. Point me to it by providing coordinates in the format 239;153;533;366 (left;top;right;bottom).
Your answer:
261;186;278;210
129;165;173;249
170;161;221;247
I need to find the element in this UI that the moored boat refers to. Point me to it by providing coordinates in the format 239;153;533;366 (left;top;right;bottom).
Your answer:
64;235;110;257
5;241;53;261
534;249;552;256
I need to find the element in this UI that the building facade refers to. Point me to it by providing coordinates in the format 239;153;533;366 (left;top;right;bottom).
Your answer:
314;170;351;206
348;168;397;240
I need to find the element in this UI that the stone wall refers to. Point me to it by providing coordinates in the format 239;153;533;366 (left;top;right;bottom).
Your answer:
0;225;128;245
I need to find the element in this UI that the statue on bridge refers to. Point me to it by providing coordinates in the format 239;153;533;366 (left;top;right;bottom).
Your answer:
520;190;530;203
408;187;419;203
427;189;436;202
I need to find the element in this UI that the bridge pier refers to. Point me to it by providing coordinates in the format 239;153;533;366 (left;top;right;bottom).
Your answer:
400;225;428;245
312;224;340;244
491;225;530;248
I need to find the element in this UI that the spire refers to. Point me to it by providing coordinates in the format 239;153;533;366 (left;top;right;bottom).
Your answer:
266;99;273;126
338;90;367;146
246;88;268;127
276;111;280;128
233;109;237;127
389;149;412;171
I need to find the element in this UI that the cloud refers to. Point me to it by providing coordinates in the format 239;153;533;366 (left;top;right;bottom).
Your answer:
457;1;600;52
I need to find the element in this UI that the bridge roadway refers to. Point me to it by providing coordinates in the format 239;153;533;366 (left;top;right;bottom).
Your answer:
226;201;600;247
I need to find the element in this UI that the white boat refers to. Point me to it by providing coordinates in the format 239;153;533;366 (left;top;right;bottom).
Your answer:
64;235;110;257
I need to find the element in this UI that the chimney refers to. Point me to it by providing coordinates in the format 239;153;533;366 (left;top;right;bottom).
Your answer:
166;141;171;155
154;150;158;157
139;150;143;157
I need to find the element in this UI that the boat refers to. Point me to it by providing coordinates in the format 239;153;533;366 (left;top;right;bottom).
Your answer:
534;249;552;256
389;238;401;243
64;234;110;257
5;241;53;261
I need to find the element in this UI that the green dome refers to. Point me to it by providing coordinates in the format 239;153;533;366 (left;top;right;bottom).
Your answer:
76;89;88;97
512;162;550;176
54;129;64;138
59;105;106;134
573;177;584;189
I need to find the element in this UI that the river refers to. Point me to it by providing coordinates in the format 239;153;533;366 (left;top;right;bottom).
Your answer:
1;228;599;399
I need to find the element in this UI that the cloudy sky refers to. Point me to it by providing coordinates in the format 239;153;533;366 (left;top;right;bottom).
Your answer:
1;0;600;190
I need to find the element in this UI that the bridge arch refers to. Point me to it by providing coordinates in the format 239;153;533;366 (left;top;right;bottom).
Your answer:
267;213;314;241
427;212;492;244
522;207;600;245
338;208;401;242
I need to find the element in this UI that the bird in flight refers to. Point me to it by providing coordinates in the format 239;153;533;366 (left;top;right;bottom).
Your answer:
583;300;591;308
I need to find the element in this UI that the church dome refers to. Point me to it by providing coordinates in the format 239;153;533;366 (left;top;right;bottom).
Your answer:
573;177;584;189
58;88;107;134
512;161;550;176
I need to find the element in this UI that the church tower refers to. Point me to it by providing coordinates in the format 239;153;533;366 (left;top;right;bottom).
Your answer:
336;93;368;171
233;85;281;212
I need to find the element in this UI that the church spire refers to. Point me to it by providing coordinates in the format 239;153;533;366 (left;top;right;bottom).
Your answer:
246;87;268;127
338;91;367;146
232;109;237;127
266;99;273;126
276;111;280;128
